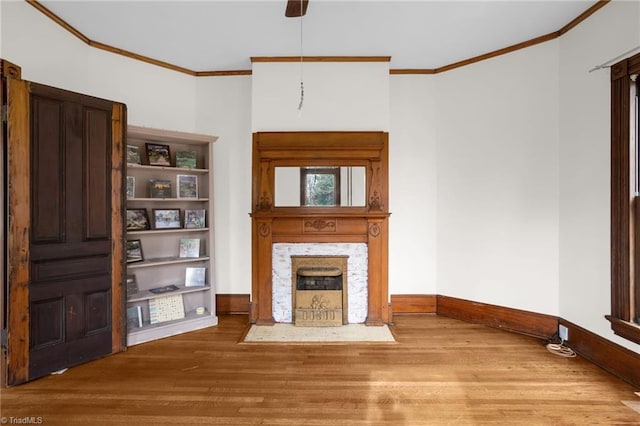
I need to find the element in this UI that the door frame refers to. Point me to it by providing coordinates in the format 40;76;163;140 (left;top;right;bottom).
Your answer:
2;60;127;386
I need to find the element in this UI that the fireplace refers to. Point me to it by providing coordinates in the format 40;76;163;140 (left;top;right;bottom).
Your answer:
250;131;391;326
272;243;368;324
292;256;348;326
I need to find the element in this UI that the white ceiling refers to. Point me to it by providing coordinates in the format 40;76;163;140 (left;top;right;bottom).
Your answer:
39;0;597;72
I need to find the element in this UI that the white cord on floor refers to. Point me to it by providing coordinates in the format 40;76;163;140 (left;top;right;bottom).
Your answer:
546;341;576;358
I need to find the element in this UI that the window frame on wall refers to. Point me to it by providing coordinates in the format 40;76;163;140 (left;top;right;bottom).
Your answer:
608;51;640;345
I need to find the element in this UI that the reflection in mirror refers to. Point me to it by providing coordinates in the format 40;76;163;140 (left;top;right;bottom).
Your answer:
275;166;366;207
301;167;340;206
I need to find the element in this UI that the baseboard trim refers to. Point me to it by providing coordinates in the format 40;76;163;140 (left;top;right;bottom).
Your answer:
436;295;558;339
216;294;250;315
390;294;436;314
560;318;640;388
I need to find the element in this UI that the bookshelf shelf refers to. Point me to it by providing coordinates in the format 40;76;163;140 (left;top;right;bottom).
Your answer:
127;285;211;303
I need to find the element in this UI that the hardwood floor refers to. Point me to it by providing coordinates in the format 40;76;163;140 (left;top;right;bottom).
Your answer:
2;314;639;425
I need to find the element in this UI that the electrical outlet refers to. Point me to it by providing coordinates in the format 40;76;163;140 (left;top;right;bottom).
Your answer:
559;324;569;341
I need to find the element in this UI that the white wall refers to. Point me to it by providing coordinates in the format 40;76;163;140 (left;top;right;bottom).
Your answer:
1;2;196;132
559;0;640;352
194;76;253;295
389;76;438;294
435;42;561;315
252;61;389;131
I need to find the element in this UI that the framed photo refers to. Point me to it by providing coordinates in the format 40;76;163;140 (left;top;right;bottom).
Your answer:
185;267;206;287
145;143;171;166
184;209;206;229
149;179;172;199
126;274;139;295
126;176;135;198
153;208;182;229
175;150;197;169
126;208;150;231
179;238;200;258
126;239;144;263
126;145;141;165
177;174;198;199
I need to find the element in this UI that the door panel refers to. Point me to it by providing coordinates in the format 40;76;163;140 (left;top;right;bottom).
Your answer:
30;95;64;244
27;83;118;380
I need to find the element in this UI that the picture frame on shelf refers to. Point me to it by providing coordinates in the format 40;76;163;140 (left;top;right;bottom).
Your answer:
126;145;141;165
126;274;139;296
184;209;206;229
126;239;144;263
177;174;198;199
153;208;182;229
175;150;197;169
149;179;172;199
179;238;201;258
185;267;206;287
126;209;150;231
145;143;172;166
126;176;135;198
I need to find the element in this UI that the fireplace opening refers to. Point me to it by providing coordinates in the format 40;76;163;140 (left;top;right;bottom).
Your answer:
291;256;348;326
296;267;342;290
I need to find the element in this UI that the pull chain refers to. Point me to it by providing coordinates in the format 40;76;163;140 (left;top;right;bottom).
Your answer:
298;0;304;111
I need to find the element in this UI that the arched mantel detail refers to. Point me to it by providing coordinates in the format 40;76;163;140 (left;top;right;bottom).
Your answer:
250;131;391;325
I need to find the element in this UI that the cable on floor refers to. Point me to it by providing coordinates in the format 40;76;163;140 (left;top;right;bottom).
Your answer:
546;341;576;357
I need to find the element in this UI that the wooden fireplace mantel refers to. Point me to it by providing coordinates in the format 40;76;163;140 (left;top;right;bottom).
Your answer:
250;131;390;326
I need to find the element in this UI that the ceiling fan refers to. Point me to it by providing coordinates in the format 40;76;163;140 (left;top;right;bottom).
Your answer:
285;0;309;17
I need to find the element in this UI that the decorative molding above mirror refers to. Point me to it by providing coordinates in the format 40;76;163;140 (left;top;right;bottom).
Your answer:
252;131;389;214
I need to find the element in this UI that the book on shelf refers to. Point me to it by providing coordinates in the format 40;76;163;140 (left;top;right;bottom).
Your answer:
148;294;185;324
184;209;206;229
127;145;141;165
185;267;206;287
149;179;172;198
175;151;197;169
127;305;143;329
179;238;201;258
126;274;139;295
126;176;135;198
176;174;198;199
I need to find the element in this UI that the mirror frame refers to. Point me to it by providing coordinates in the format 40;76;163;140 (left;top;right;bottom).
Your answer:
252;131;388;214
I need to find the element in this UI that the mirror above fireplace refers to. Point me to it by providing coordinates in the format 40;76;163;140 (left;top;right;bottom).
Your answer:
274;166;367;207
252;131;388;213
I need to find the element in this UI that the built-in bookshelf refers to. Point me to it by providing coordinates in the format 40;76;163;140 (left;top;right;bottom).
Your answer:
125;125;218;346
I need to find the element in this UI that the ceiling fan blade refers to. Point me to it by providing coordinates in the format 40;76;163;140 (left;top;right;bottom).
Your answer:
285;0;309;17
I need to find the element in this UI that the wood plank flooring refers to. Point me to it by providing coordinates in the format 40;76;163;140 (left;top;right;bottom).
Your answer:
2;314;639;425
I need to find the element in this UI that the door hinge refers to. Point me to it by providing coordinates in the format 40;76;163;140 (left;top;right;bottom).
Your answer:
0;329;7;348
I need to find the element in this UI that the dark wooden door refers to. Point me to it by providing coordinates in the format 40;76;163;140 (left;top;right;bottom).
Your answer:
4;64;126;385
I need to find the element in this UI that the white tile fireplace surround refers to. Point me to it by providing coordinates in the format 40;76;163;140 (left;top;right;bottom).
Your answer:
272;243;368;323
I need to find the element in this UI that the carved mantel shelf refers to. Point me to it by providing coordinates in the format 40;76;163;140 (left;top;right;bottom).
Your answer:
250;131;391;326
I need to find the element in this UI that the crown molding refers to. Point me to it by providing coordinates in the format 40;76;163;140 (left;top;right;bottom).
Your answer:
27;0;609;77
